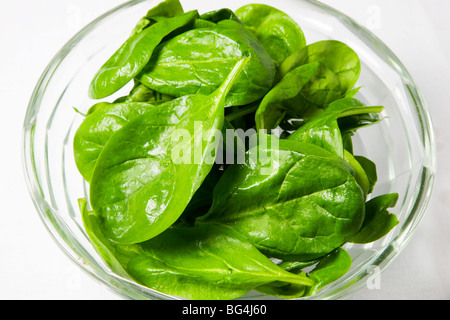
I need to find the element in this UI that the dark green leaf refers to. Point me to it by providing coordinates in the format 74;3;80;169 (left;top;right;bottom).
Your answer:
350;193;399;244
198;138;365;262
79;198;140;278
355;155;378;194
303;247;352;296
278;40;361;106
73;102;155;182
144;0;184;19
127;223;314;300
125;81;174;103
89;10;199;99
131;0;185;36
255;62;320;130
175;165;222;227
288;98;384;158
236;4;306;66
137;19;276;107
343;150;371;197
89;58;249;244
199;8;242;24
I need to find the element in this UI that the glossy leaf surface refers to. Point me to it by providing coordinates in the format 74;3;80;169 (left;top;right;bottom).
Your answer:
199;8;242;23
199;139;365;261
138;20;276;107
255;62;320;130
350;193;399;244
89;10;199;99
127;223;314;300
90;59;249;244
303;247;352;296
288;98;384;157
130;0;185;36
236;4;306;66
73;102;155;182
278;40;361;106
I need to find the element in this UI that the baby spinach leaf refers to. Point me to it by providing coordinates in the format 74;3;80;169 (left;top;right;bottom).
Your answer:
73;102;156;182
192;18;217;29
199;8;242;24
236;4;306;66
287;98;383;196
143;0;184;19
259;248;351;299
113;80;174;104
79;198;140;278
345;86;362;98
198;139;365;262
278;40;361;106
137;19;276;107
193;8;243;31
354;155;378;194
256;247;351;298
338;111;383;135
175;165;222;227
255;271;308;299
89;10;199;99
126;223;314;300
130;17;154;37
343;150;371;197
255;62;320;131
124;81;174;103
288;98;384;158
350;193;399;244
89;58;249;244
130;0;185;36
278;260;319;272
303;247;352;296
83;197;314;300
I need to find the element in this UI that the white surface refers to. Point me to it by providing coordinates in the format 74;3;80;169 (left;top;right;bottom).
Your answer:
0;0;449;300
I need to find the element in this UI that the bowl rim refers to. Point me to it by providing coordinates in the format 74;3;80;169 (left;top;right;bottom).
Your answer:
22;0;437;300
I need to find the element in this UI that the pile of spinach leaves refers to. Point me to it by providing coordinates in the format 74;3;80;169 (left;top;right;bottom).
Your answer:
74;0;399;300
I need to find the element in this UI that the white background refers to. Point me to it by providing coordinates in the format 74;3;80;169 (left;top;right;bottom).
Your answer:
1;0;449;300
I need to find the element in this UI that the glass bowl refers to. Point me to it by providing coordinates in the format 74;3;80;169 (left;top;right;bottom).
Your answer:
22;0;436;300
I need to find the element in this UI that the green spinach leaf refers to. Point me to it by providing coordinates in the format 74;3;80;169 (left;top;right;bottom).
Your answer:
73;102;156;182
123;81;173;103
236;4;306;66
199;8;242;24
127;223;314;300
303;247;352;296
287;98;384;158
286;98;383;196
89;58;249;244
255;271;309;299
89;10;199;99
79;198;140;278
255;62;320;130
130;0;185;36
198;138;365;262
350;193;399;244
175;165;222;227
343;150;371;197
137;19;276;107
257;247;351;298
354;155;378;194
278;40;361;106
144;0;184;19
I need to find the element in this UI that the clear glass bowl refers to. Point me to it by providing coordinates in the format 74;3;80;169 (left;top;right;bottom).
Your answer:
22;0;436;300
